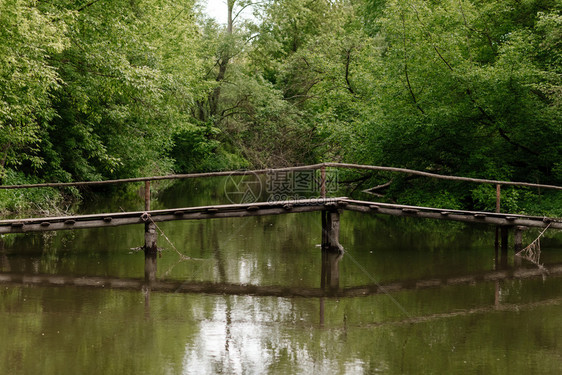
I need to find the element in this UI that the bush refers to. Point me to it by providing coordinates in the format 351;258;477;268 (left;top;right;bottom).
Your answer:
0;169;79;217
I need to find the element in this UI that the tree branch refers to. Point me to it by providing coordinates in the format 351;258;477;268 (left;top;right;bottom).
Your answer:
344;47;355;95
401;14;425;114
498;128;540;156
78;0;103;12
410;5;541;157
232;1;266;23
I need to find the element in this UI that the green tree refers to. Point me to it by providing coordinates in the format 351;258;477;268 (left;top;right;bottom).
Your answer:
247;0;376;163
350;0;562;209
0;0;68;181
39;0;205;181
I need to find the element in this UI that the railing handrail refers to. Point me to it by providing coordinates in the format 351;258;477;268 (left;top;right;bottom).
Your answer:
0;162;561;191
324;163;562;190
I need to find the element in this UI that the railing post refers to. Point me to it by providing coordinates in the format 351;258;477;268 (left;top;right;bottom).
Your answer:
495;184;501;213
494;184;501;254
320;165;326;199
145;180;151;211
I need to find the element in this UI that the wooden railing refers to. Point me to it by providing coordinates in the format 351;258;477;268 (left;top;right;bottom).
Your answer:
2;162;561;190
1;162;561;215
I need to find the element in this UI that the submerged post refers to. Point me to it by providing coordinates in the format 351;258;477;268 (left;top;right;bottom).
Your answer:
514;226;526;253
321;209;343;253
144;180;157;255
144;252;157;282
513;226;527;267
500;226;509;268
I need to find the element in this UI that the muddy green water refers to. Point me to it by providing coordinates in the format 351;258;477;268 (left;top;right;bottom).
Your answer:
1;178;561;374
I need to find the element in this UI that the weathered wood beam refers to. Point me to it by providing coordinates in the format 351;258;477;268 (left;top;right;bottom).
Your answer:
0;197;559;235
1;162;560;192
0;198;342;234
342;199;562;230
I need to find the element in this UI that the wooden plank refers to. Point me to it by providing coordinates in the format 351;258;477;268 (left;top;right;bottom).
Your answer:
0;198;343;224
341;199;562;229
0;201;334;234
0;196;559;234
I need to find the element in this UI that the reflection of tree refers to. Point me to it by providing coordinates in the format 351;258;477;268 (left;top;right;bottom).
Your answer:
211;226;236;372
212;228;227;283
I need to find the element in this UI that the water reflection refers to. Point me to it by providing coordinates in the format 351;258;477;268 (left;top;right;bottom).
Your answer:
145;252;157;282
2;241;562;375
0;239;10;272
1;257;560;299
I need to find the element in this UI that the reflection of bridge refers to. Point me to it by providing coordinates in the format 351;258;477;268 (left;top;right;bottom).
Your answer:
1;163;560;275
3;241;561;324
3;264;561;326
0;263;560;298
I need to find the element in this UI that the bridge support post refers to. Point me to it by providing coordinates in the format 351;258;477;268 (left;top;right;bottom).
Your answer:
322;209;343;253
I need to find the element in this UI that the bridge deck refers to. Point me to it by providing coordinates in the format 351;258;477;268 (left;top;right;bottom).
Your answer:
0;197;560;234
343;199;562;229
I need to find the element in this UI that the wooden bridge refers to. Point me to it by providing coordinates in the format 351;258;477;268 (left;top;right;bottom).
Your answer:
1;163;561;259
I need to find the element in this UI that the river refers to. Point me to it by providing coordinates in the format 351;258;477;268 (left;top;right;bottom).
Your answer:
1;177;561;374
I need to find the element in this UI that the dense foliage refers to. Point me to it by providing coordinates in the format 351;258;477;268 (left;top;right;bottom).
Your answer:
0;0;560;213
